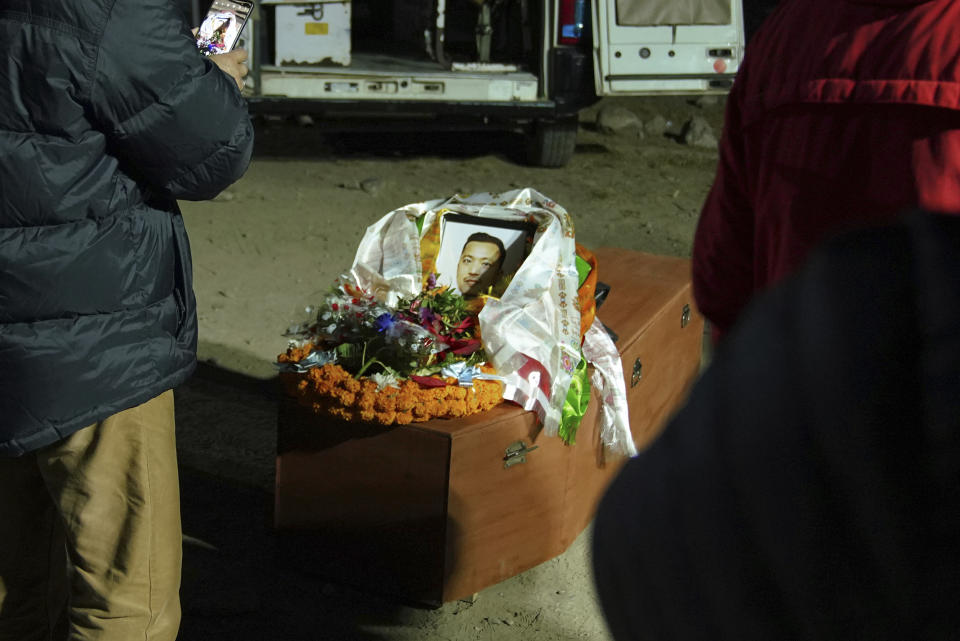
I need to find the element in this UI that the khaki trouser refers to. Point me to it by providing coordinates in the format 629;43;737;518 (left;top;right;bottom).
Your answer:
0;391;181;641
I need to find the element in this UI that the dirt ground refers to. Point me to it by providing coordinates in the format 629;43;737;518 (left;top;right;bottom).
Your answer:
172;95;725;641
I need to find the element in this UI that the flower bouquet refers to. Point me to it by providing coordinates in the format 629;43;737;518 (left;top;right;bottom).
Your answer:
277;188;636;456
277;273;505;425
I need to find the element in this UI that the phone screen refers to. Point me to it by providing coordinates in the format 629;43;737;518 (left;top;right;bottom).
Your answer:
196;0;252;56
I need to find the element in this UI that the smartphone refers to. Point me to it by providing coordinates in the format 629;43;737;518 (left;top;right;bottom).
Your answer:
196;0;253;56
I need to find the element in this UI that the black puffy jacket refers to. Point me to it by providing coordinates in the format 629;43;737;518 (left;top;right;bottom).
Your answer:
0;0;254;455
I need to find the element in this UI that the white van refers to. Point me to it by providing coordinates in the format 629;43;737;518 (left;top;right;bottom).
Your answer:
239;0;745;166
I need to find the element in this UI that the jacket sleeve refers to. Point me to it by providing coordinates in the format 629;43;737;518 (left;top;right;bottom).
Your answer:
88;0;254;201
691;69;754;341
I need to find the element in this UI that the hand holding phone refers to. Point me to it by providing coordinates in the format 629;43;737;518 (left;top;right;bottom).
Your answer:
196;0;253;56
209;48;249;90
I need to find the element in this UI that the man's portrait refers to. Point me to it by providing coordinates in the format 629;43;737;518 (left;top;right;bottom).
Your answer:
433;215;536;298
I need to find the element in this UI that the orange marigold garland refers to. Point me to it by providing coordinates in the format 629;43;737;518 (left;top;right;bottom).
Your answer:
277;274;505;425
277;362;504;425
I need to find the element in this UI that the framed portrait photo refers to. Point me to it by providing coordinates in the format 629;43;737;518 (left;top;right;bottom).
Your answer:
432;214;537;298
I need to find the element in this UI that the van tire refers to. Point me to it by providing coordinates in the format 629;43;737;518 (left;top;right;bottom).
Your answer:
525;117;579;168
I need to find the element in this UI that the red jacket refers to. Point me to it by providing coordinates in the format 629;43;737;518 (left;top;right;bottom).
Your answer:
693;0;960;340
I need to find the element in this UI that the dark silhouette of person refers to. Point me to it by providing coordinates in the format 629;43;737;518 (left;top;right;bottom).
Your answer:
593;211;960;641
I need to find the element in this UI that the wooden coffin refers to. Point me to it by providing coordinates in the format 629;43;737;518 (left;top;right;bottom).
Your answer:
273;248;704;606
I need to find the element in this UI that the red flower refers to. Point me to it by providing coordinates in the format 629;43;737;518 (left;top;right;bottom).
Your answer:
451;317;475;334
448;338;482;355
411;375;448;388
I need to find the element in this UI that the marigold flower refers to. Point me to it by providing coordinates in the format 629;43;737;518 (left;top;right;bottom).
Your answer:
283;362;503;425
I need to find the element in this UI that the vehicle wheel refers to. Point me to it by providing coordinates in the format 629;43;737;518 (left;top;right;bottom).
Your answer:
525;117;579;168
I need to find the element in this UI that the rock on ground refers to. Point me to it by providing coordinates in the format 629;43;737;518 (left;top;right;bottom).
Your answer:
682;115;719;149
595;104;642;136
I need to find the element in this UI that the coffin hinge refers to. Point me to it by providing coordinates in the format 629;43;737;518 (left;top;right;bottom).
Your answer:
503;441;539;468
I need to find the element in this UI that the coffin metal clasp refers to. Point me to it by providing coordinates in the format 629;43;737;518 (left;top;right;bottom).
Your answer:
503;441;539;468
681;304;691;328
631;358;642;387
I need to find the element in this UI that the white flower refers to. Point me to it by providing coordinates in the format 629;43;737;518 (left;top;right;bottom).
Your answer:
369;371;400;391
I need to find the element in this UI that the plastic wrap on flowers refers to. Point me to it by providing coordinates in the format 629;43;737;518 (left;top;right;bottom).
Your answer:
277;272;505;425
344;188;635;455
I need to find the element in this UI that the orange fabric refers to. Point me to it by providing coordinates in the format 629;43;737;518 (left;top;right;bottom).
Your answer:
419;210;446;285
576;243;598;342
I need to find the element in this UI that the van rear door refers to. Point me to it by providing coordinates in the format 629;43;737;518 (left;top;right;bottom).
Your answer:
592;0;744;96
